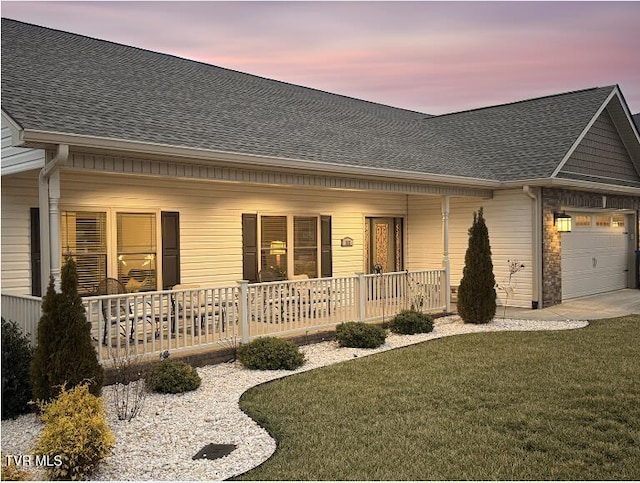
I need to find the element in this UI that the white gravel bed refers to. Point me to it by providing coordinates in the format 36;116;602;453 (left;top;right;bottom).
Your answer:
1;316;587;480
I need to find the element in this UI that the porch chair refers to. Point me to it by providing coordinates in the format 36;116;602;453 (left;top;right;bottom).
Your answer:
96;277;133;345
290;274;332;319
171;284;228;334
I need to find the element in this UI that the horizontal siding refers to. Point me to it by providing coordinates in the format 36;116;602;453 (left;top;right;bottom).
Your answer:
58;171;410;287
408;190;533;308
2;171;534;308
1;114;45;175
1;172;39;294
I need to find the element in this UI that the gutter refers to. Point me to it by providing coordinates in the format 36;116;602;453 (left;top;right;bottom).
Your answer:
38;144;69;293
20;129;502;190
504;177;640;196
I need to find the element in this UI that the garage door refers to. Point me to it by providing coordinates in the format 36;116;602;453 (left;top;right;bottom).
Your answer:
561;212;629;300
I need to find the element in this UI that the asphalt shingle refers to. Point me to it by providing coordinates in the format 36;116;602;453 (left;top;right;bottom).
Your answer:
1;18;615;182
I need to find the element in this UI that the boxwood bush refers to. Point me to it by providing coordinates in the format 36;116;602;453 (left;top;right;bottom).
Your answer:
237;337;305;370
389;310;434;335
335;321;386;349
146;360;201;394
1;318;34;420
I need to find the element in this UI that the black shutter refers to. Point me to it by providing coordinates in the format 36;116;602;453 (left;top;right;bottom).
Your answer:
242;213;258;283
161;211;180;290
321;215;332;278
30;207;42;296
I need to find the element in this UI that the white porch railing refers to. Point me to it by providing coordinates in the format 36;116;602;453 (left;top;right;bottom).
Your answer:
3;269;446;362
0;294;42;346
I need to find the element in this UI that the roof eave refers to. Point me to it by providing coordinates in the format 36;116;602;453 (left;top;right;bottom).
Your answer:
20;128;502;189
503;177;640;196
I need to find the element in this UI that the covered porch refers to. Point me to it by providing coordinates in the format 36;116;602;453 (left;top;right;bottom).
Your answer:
2;269;446;362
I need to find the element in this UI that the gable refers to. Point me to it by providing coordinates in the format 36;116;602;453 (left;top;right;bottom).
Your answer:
1;111;45;176
558;107;640;187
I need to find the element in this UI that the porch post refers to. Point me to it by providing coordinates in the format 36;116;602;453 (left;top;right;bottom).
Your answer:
49;170;62;292
355;272;366;322
38;173;51;295
38;144;69;293
441;196;451;312
237;280;249;343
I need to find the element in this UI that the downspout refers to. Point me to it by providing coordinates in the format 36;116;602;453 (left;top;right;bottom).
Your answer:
523;185;542;308
38;144;69;293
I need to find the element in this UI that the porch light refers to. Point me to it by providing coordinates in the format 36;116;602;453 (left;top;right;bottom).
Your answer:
554;212;572;233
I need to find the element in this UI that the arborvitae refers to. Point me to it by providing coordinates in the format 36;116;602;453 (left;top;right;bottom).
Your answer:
31;256;104;402
457;207;497;324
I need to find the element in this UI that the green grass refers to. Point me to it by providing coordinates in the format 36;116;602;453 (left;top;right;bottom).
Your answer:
236;316;640;480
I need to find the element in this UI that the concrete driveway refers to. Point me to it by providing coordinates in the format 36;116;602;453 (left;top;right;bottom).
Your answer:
501;289;640;321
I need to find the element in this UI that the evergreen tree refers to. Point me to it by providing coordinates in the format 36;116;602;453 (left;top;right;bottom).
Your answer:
31;256;104;402
457;207;496;324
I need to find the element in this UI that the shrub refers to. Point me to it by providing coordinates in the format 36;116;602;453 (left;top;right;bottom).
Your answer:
457;207;497;324
389;310;434;335
31;256;104;403
335;321;386;349
110;348;146;421
237;337;305;370
146;360;201;393
1;318;34;419
35;384;115;480
1;452;32;481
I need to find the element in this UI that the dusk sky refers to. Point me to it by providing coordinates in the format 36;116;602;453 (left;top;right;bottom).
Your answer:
2;1;639;115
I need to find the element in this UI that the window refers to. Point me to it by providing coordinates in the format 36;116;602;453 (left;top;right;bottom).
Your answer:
61;211;107;296
117;213;157;292
596;215;611;227
294;217;318;278
260;216;288;281
575;215;592;227
243;214;331;282
612;214;625;228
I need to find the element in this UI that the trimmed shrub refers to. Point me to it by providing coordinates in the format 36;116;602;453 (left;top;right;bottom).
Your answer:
31;256;104;403
335;321;386;349
237;337;305;370
389;310;434;335
35;384;115;480
146;360;201;394
457;207;497;324
1;318;34;419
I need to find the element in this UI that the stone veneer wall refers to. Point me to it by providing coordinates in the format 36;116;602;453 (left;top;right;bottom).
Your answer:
541;188;640;308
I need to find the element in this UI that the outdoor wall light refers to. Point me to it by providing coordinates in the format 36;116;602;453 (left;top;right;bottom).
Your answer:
554;211;572;232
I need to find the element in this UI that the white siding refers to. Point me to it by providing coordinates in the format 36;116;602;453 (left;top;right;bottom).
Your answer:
1;113;45;175
407;190;533;308
57;171;409;287
1;172;39;294
1;170;534;308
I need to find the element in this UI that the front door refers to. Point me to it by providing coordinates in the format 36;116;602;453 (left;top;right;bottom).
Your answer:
365;217;403;274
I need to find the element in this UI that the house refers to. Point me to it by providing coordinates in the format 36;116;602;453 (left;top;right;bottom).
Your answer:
2;19;640;348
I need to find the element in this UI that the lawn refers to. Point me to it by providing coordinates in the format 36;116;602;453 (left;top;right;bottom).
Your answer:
236;315;640;480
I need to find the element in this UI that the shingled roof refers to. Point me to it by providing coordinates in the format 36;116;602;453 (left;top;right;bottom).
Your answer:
0;18;628;183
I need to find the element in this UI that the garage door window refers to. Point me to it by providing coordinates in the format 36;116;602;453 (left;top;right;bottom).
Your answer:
575;215;592;227
612;214;625;228
596;215;611;227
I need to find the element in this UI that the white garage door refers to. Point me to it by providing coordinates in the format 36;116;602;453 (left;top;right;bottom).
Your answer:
561;212;629;300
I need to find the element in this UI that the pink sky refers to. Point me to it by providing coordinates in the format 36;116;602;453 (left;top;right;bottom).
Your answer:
2;1;639;115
